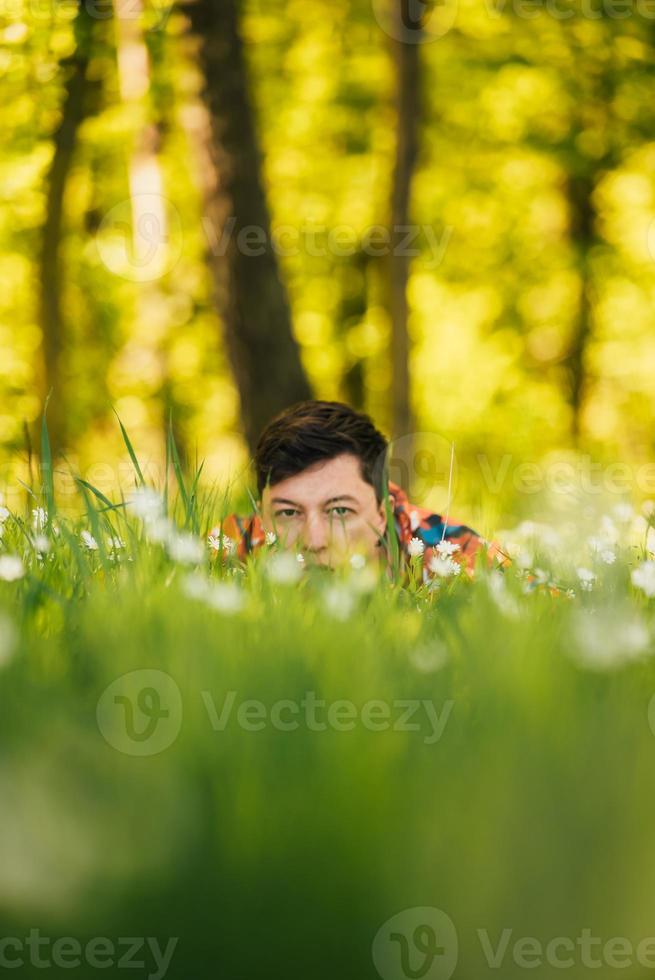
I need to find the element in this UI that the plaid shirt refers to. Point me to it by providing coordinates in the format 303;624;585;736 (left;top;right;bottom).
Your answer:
216;480;511;580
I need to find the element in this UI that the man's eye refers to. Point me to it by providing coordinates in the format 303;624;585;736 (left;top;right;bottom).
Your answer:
275;509;299;518
328;506;353;518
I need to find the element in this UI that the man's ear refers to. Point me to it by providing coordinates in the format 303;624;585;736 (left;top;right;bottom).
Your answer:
377;498;388;535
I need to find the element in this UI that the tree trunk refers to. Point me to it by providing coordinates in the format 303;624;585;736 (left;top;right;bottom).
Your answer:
39;0;95;455
183;0;312;453
389;0;420;440
559;32;615;446
565;172;596;446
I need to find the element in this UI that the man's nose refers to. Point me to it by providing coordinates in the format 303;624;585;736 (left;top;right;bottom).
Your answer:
302;513;329;552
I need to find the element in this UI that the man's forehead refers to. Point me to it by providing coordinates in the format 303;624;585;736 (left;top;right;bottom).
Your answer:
263;453;375;503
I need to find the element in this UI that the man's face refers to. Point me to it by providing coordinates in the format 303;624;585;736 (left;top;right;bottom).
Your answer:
261;453;387;568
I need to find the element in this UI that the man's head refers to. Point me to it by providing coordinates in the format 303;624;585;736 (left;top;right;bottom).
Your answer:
255;401;389;567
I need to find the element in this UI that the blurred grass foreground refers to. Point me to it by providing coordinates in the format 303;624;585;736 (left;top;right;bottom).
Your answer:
2;429;655;979
6;0;655;969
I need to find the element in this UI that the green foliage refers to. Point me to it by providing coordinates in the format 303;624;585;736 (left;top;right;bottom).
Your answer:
0;470;655;976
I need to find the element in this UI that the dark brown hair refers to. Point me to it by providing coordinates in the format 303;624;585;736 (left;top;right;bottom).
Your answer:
255;400;389;502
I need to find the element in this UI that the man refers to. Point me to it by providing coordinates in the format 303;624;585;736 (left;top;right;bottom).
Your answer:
216;400;510;580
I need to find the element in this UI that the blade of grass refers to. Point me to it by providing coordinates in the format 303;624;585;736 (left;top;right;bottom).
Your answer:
40;392;55;520
382;481;401;583
164;418;171;513
75;477;116;511
113;409;145;488
23;419;34;490
78;483;109;570
168;411;189;523
245;484;259;514
57;522;91;590
188;460;205;535
16;478;37;498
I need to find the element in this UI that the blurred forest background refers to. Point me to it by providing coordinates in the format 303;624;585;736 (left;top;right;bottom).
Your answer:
2;0;655;520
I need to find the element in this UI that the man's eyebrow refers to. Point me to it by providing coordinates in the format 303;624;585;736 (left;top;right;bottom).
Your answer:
270;495;359;506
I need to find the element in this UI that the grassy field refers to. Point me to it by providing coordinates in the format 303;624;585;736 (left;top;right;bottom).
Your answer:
2;434;655;979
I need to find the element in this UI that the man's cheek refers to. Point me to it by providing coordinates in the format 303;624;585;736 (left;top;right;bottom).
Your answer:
332;520;374;551
274;524;300;548
333;522;360;547
324;526;350;556
352;517;379;540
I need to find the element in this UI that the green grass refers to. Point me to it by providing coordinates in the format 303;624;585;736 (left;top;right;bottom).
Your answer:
2;440;655;978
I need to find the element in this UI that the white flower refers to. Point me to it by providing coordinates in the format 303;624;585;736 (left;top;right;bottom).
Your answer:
612;502;634;524
642;500;655;518
407;536;425;558
633;515;648;536
0;555;25;581
428;555;461;578
127;488;164;523
487;570;520;619
515;520;562;549
409;640;448;673
572;607;651;671
81;530;98;551
266;552;302;585
167;532;204;565
599;515;619;543
207;582;246;615
589;532;619;557
182;572;210;601
435;540;460;557
566;588;576;600
296;553;305;563
0;613;17;667
106;536;124;562
516;549;534;569
542;526;563;549
632;560;655;598
349;553;366;570
322;584;356;621
207;532;236;554
647;527;655;556
33;534;50;555
265;531;277;546
349;565;378;594
145;517;174;544
32;507;47;531
0;506;9;523
576;567;596;591
516;519;536;537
